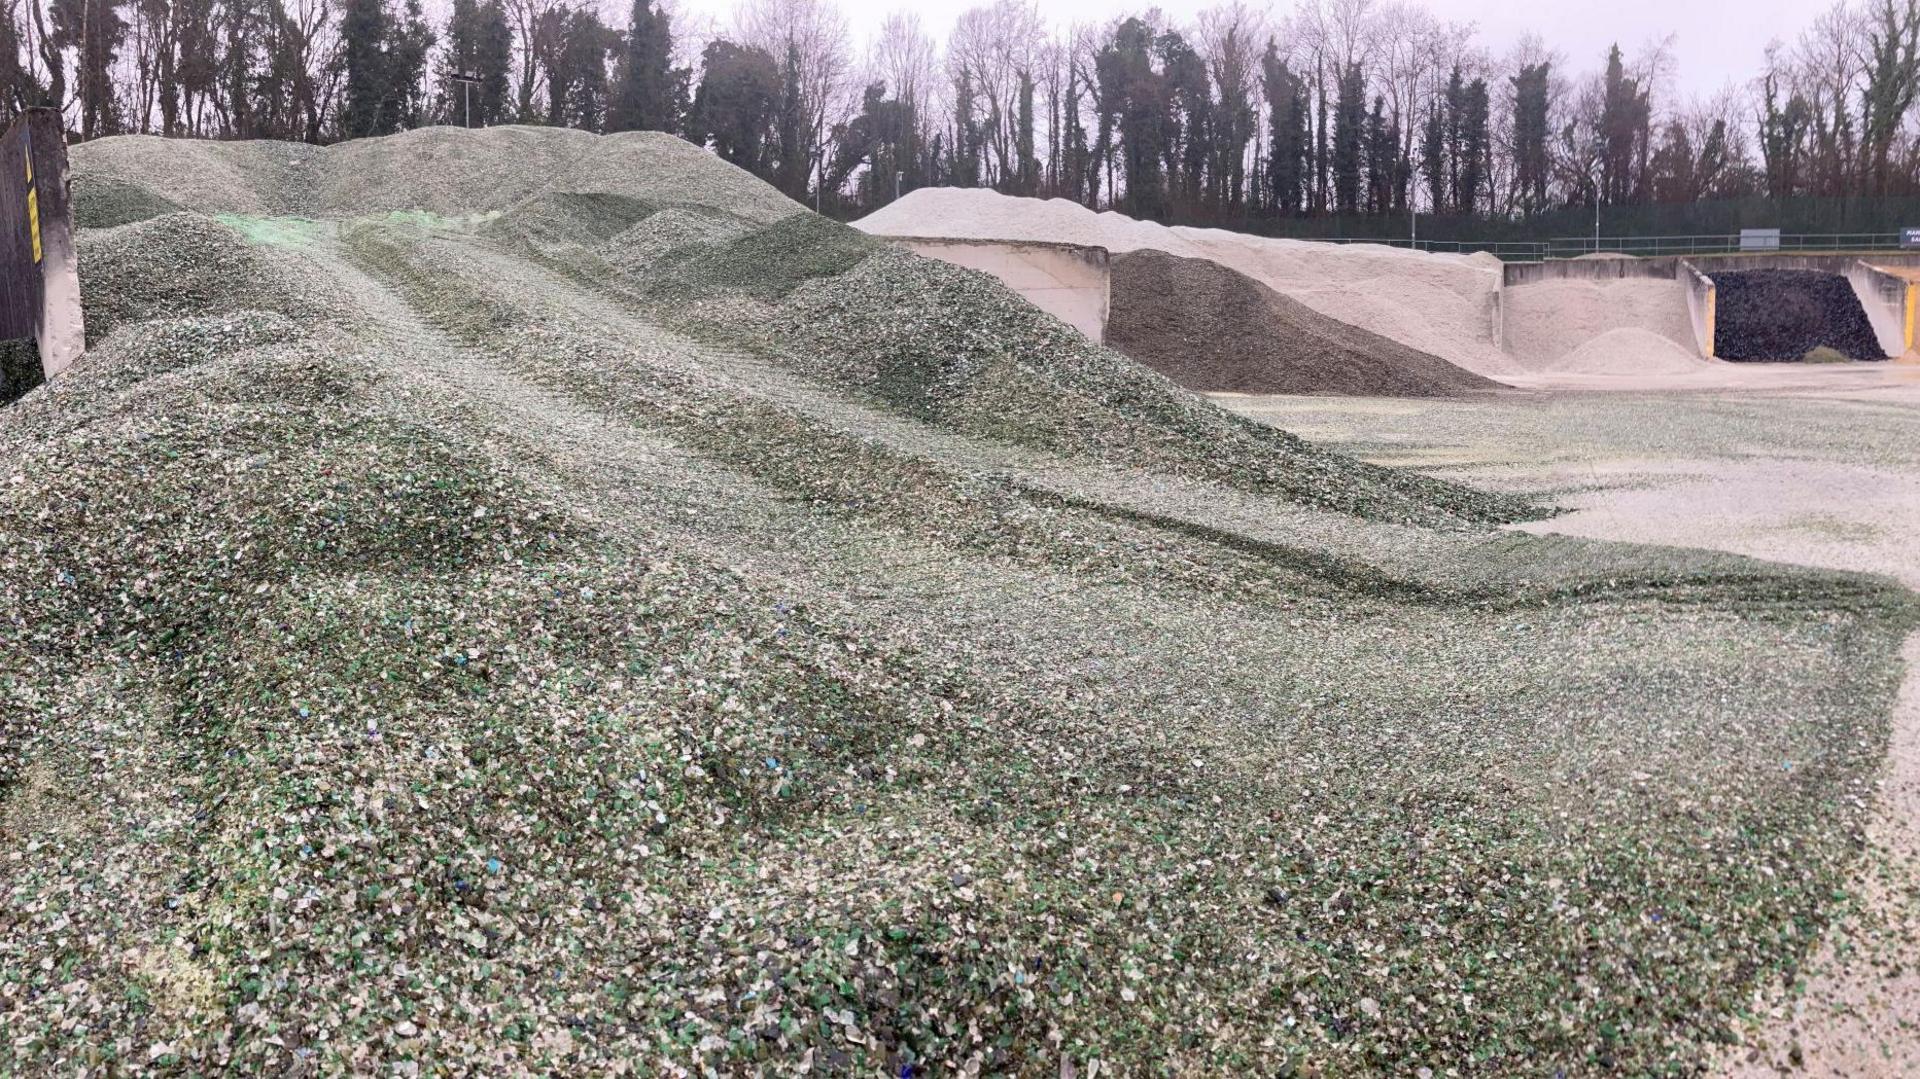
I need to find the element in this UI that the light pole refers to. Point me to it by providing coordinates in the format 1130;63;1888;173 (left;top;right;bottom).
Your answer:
1590;136;1605;254
448;71;482;128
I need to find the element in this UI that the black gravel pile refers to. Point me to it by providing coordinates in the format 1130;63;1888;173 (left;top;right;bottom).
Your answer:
0;339;39;404
1712;269;1886;361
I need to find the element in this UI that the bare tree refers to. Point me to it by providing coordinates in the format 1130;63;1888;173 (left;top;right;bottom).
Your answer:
1197;1;1265;211
945;0;1040;188
735;0;853;197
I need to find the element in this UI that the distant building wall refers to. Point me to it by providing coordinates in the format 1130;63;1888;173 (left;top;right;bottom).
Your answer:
888;237;1110;344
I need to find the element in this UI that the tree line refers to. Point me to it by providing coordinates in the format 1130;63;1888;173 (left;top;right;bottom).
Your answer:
2;0;1919;228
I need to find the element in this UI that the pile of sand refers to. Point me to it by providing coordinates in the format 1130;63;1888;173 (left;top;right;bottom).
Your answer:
856;188;1508;375
1107;250;1503;396
1546;327;1708;375
1503;278;1699;373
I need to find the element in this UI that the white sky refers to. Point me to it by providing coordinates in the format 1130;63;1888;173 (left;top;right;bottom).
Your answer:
675;0;1795;102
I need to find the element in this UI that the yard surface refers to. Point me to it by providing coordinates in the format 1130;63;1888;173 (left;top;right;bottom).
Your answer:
1225;376;1920;1074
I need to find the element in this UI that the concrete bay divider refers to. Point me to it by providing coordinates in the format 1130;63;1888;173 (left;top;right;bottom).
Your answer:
1678;261;1716;358
1848;261;1914;357
884;236;1111;344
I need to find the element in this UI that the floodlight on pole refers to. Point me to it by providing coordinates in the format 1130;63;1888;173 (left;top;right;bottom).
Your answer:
1590;136;1605;254
448;71;483;129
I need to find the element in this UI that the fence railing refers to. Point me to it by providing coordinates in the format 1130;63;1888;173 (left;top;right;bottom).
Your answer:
1317;232;1916;261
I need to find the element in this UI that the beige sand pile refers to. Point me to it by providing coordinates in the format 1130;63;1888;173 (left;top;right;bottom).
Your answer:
1546;327;1707;375
856;188;1508;375
1503;278;1699;373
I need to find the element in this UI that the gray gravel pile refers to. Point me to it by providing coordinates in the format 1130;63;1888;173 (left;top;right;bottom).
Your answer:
70;175;184;229
76;213;353;343
2;128;1915;1076
600;208;748;272
72;127;803;229
621;217;1527;526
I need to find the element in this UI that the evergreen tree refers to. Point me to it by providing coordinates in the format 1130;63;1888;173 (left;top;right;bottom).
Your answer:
385;0;435;132
1332;61;1364;213
1099;18;1168;220
774;42;808;199
1015;69;1037;195
687;40;780;175
952;66;980;187
442;0;512;127
1510;61;1551;213
1861;0;1920;194
1456;77;1489;214
1598;45;1650;204
1364;95;1393;214
1261;45;1306;215
608;0;687;134
1420;98;1446;212
546;8;615;130
338;0;393;137
1442;66;1465;208
1159;30;1208;210
1759;73;1810;199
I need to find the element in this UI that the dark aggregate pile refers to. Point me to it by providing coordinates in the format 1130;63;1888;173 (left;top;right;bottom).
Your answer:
1712;269;1887;361
0;339;39;404
2;127;1914;1077
1107;249;1504;396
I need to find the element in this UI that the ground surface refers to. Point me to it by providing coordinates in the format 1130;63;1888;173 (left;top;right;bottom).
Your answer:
1225;378;1920;1075
0;127;1915;1076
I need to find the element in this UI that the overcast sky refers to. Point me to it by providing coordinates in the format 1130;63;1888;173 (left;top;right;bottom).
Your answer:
676;0;1796;102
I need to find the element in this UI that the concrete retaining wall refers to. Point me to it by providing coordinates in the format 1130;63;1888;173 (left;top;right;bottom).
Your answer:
1502;251;1920;288
1846;261;1911;357
1503;259;1679;286
888;236;1111;343
1678;261;1716;358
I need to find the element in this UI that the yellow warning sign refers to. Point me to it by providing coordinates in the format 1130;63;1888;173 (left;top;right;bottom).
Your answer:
28;186;40;263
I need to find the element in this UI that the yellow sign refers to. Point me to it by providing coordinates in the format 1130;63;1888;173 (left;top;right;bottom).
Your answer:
28;187;40;263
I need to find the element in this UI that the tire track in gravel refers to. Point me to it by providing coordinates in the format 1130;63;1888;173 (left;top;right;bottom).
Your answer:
1718;632;1920;1078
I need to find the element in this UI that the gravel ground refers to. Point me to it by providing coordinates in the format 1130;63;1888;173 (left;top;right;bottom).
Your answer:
1225;384;1920;1075
1;129;1914;1076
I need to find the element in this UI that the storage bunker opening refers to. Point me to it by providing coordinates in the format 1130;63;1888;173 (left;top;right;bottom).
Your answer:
1708;268;1886;362
0;107;84;405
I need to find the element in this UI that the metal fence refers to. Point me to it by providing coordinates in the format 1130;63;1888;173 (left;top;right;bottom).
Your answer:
1318;232;1915;262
